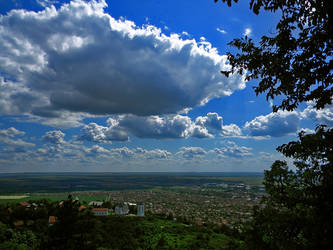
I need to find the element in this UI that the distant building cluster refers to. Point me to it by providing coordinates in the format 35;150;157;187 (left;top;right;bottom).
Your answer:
87;200;144;217
12;181;263;226
137;204;144;217
92;208;110;216
115;203;129;215
89;201;104;206
17;196;147;221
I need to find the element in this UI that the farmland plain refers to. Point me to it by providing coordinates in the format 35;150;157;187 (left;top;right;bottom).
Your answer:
0;172;263;194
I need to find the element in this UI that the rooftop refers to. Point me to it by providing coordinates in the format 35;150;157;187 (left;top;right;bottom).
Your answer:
92;208;108;211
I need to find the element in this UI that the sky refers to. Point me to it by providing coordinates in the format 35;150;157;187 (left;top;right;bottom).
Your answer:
0;0;332;173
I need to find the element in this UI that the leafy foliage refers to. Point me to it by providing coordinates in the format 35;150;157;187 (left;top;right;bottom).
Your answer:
215;0;332;111
243;126;333;249
215;1;332;248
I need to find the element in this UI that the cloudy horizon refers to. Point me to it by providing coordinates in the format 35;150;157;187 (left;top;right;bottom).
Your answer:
0;0;331;173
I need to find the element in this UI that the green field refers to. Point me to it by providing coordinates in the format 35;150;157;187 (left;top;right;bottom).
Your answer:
0;172;264;194
0;193;111;204
0;195;29;200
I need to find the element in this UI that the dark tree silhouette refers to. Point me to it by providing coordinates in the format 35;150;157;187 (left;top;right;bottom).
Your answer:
243;126;333;249
215;0;332;111
215;0;333;248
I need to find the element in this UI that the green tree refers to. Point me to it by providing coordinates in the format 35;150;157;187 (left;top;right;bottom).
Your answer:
215;0;333;249
0;222;40;250
0;221;10;243
156;234;169;249
244;126;333;249
215;0;332;111
47;195;81;249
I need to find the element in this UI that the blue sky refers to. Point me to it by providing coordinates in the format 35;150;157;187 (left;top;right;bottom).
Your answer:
0;0;332;172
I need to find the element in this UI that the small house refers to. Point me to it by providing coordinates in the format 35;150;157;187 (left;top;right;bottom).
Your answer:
92;208;109;216
89;201;103;207
137;204;144;217
19;201;29;207
49;216;56;225
79;205;87;211
115;203;129;215
14;220;24;227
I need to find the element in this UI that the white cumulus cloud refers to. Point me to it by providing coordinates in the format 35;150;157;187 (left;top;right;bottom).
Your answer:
0;127;34;150
42;130;65;144
194;112;223;131
221;124;242;136
78;112;230;142
79;122;128;143
0;127;25;137
0;0;245;126
244;111;300;137
176;147;207;160
301;103;333;127
211;141;252;158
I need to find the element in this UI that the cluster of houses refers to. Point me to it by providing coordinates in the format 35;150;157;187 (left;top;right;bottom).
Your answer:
90;201;145;217
13;199;144;227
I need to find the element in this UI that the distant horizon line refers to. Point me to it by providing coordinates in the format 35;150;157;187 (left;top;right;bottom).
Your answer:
0;171;264;175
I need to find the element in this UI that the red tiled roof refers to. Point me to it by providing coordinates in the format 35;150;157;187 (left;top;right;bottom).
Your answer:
14;220;24;226
79;205;87;211
92;208;108;211
49;216;56;223
19;201;29;206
